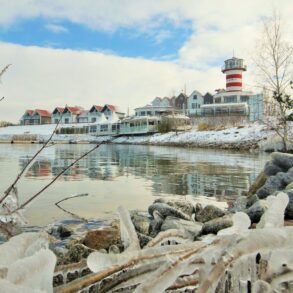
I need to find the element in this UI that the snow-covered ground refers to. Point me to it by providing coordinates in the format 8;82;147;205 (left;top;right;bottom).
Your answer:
0;122;291;151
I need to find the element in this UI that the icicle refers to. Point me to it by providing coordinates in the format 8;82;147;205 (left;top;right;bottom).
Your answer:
146;229;191;248
218;212;250;236
118;206;140;251
257;192;289;229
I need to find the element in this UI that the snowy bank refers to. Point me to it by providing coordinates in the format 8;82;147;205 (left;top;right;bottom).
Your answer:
0;123;292;151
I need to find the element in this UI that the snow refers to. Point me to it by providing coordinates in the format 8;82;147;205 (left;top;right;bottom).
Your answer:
0;122;292;150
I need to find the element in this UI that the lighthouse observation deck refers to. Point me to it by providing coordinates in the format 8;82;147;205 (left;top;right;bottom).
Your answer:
221;57;247;73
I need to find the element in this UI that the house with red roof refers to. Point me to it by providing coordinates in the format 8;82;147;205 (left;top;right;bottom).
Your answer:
101;104;125;120
20;109;51;125
51;107;65;124
88;105;103;123
61;106;84;124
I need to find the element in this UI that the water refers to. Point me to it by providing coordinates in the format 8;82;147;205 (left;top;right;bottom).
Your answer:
0;144;269;226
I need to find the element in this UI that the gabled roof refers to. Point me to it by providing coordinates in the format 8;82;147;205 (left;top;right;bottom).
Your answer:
64;106;83;114
24;109;34;116
89;105;103;112
78;110;89;117
52;107;65;114
33;109;51;117
102;104;124;114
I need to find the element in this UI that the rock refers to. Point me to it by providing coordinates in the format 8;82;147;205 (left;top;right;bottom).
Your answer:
195;205;226;223
137;232;152;248
247;171;267;196
245;200;267;223
148;203;191;220
108;245;120;254
130;211;151;235
286;182;293;190
149;211;164;237
246;194;259;208
164;199;194;218
230;196;247;212
161;216;203;238
57;225;72;239
64;243;94;264
202;215;233;235
263;161;283;176
271;152;293;171
83;227;121;250
257;175;285;199
285;190;293;219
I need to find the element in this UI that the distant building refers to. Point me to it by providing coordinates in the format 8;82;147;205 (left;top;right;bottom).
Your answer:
61;106;84;124
88;105;103;123
51;107;64;124
101;104;125;120
151;97;172;107
135;104;175;117
187;90;204;116
20;109;51;125
173;93;188;114
201;57;264;121
77;110;89;123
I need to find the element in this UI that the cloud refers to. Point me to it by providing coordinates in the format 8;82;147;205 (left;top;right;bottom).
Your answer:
45;23;68;34
0;42;223;123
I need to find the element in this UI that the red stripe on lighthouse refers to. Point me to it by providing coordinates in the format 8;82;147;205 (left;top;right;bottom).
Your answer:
226;82;242;87
226;74;242;79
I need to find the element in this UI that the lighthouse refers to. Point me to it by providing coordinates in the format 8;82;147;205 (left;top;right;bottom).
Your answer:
221;57;247;92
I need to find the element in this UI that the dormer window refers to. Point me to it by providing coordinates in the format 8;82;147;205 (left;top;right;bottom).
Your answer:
193;95;197;100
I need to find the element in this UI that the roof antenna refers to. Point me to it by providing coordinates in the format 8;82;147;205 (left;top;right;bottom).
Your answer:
233;49;235;58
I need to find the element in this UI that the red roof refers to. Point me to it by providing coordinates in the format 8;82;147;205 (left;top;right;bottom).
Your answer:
93;105;103;111
65;106;83;114
56;107;64;113
25;109;34;116
33;109;51;117
103;104;122;113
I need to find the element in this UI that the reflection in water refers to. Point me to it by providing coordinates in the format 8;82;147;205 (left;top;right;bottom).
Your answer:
0;144;268;225
22;144;266;199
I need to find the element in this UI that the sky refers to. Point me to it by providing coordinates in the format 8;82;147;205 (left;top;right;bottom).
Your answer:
0;0;292;122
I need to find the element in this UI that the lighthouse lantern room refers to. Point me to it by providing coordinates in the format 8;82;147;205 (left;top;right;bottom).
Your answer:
221;57;247;92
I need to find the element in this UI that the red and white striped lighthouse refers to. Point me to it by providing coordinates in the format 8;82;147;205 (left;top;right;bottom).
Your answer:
221;57;247;92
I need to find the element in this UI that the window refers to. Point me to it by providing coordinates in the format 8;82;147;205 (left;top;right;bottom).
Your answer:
64;118;69;124
54;119;59;123
147;111;152;116
192;103;197;109
140;111;146;116
90;125;97;133
224;96;237;103
193;95;197;100
100;124;108;132
215;97;221;104
91;117;96;122
240;95;249;103
112;125;117;131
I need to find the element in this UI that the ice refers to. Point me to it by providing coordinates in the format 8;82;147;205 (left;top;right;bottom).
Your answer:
218;212;250;236
118;206;140;251
267;248;293;276
0;279;44;293
0;232;48;268
257;192;289;229
6;249;56;293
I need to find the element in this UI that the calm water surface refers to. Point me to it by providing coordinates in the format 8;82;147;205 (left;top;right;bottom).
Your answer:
0;144;269;226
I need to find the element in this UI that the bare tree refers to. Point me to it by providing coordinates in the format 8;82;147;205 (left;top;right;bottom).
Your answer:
254;11;293;151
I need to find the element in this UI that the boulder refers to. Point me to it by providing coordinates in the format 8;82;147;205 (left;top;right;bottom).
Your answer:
263;161;283;176
137;232;152;248
257;175;285;199
271;152;293;171
108;245;120;254
202;215;233;235
160;216;203;238
148;203;191;220
83;227;121;250
245;200;267;223
247;171;267;196
130;211;151;235
285;190;293;219
57;225;72;239
64;243;94;264
246;194;259;208
149;211;164;237
195;205;226;223
286;182;293;190
164;199;194;218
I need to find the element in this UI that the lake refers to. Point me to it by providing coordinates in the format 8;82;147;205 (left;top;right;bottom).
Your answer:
0;144;269;226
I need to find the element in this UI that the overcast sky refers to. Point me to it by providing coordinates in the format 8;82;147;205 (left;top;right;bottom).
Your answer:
0;0;292;122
